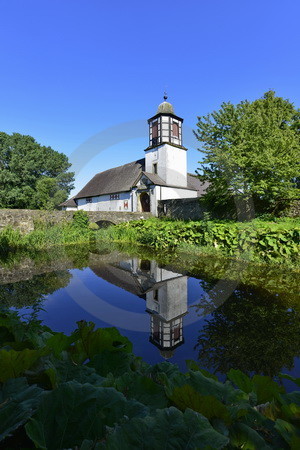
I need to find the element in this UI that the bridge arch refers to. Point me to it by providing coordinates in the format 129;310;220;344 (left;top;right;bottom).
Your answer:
95;220;116;228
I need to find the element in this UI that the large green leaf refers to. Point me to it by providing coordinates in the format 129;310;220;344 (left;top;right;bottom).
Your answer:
44;332;76;358
252;375;284;404
188;371;248;404
229;422;272;449
70;322;132;363
105;372;169;410
280;373;300;388
0;348;40;382
0;377;42;442
227;369;253;394
167;384;231;424
146;361;181;378
104;407;229;449
88;350;134;377
54;359;105;385
186;359;218;380
274;419;300;446
25;381;148;449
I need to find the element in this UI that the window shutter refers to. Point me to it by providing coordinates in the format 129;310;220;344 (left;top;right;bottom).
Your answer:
172;122;179;137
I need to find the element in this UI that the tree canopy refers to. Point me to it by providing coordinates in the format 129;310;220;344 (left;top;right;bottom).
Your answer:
195;91;300;216
0;132;74;209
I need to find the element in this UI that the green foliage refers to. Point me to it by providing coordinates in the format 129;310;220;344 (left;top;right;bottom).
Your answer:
0;131;74;209
0;310;300;448
0;226;23;253
1;215;299;266
0;211;98;255
34;177;69;210
194;91;300;215
95;217;300;265
104;407;229;449
25;382;147;450
72;210;90;229
0;378;42;442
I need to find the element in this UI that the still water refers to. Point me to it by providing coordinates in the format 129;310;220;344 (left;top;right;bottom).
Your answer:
1;244;299;390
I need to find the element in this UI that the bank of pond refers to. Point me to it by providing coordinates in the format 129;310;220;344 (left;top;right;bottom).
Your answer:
0;211;299;267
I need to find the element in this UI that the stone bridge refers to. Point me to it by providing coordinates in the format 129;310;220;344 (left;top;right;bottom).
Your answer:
0;209;152;234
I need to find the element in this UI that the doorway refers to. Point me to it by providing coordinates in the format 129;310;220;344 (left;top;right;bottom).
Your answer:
140;192;150;212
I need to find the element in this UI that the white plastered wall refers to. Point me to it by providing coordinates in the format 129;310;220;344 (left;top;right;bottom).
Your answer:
160;186;197;200
145;144;187;187
61;206;77;211
146;276;188;320
77;192;132;212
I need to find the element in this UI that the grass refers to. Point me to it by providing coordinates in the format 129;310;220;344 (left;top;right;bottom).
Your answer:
0;210;94;255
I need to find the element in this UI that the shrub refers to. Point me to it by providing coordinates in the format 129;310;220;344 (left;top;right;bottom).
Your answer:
72;210;89;229
0;227;23;253
95;218;300;265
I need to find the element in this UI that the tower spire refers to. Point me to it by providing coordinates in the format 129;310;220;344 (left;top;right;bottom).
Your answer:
163;91;168;101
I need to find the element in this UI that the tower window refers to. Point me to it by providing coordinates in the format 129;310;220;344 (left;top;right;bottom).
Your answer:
152;121;158;138
172;122;179;137
140;259;150;271
153;163;157;174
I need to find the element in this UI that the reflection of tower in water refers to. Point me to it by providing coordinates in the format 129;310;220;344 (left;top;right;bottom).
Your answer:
145;265;188;359
90;257;188;359
130;259;188;359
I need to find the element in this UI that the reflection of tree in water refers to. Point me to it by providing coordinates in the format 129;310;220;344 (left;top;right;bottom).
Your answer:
0;271;72;308
195;283;300;377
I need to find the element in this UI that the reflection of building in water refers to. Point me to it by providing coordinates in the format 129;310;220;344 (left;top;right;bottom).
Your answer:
90;258;188;358
146;271;187;358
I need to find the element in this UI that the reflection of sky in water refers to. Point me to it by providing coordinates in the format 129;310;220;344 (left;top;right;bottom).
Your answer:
12;256;300;392
19;265;210;371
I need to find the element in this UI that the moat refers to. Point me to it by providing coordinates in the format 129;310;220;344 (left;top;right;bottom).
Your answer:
1;243;299;391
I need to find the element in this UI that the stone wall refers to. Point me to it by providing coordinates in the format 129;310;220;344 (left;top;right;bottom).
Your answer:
157;198;207;221
158;198;300;221
0;209;152;234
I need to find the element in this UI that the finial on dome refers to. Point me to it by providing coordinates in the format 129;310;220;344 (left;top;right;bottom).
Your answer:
157;93;174;114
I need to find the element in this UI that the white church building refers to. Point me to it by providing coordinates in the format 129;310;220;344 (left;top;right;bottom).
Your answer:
61;97;206;215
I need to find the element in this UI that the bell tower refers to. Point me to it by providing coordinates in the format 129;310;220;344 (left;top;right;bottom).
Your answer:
145;95;187;187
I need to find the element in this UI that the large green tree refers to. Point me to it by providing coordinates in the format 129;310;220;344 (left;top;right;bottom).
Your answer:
195;91;300;216
0;132;74;209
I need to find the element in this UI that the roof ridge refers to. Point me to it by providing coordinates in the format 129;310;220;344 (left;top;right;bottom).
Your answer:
90;158;145;178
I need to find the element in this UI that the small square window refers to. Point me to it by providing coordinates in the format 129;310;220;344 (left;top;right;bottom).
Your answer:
110;194;120;200
86;197;92;203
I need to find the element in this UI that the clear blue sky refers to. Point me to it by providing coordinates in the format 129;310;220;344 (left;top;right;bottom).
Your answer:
1;0;299;194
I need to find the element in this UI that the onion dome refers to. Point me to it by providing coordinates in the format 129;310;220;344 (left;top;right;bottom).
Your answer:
157;93;174;114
